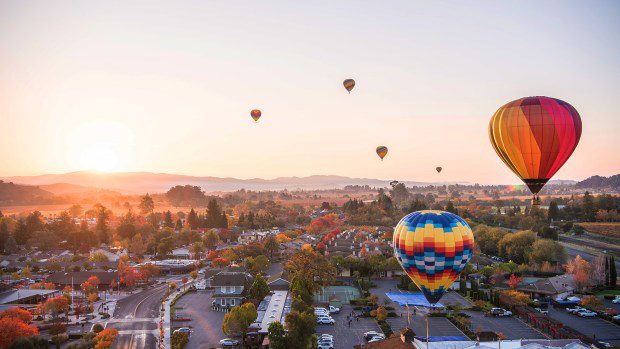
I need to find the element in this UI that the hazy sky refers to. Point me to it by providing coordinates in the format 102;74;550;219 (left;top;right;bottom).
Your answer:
1;0;618;184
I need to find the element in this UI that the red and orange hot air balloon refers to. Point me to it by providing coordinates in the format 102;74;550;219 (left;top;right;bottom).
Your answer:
489;96;582;205
250;109;262;122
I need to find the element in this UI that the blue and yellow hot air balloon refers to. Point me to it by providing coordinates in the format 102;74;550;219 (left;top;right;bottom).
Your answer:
393;210;474;304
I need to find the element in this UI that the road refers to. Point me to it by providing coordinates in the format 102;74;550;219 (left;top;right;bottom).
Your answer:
547;307;620;347
563;245;620;269
109;284;169;349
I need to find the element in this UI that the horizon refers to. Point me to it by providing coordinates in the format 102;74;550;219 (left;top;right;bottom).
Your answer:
1;1;619;185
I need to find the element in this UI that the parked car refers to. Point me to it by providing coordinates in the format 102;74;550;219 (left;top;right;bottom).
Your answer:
317;338;334;349
219;338;239;346
319;334;334;340
577;310;597;317
369;336;385;343
316;316;335;324
329;305;340;313
174;328;192;334
364;331;385;341
489;308;512;317
566;306;586;314
534;308;548;315
612;296;620;304
613;314;620;321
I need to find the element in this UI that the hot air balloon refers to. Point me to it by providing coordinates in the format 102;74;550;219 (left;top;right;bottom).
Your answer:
489;96;582;205
436;167;442;173
250;109;262;122
343;79;355;93
393;210;474;305
376;146;388;160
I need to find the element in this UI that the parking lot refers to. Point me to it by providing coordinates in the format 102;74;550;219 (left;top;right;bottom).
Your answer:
464;310;545;339
547;307;620;346
174;290;227;349
316;304;382;349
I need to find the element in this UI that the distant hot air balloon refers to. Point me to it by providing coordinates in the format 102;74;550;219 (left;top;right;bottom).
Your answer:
489;96;582;205
436;167;442;173
343;79;355;93
250;109;262;122
393;210;474;305
376;146;388;160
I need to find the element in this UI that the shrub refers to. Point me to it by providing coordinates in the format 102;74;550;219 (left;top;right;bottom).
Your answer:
92;323;104;333
387;312;398;317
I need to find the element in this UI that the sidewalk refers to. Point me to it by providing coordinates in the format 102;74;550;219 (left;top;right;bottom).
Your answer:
162;282;193;349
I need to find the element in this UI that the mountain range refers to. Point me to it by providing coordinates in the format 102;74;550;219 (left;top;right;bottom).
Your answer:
1;171;438;194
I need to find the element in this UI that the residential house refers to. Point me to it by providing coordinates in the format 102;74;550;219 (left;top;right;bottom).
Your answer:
211;271;254;308
518;274;576;299
46;271;119;291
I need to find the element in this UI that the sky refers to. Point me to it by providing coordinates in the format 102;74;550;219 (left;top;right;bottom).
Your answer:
1;0;619;184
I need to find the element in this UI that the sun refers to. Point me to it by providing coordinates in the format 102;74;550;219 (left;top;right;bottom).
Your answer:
79;142;120;172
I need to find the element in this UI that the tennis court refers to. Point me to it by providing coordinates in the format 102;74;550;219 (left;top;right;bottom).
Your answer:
314;286;361;304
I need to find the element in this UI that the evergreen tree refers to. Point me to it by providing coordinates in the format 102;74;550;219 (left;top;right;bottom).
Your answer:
0;220;8;253
175;219;183;230
247;274;270;304
187;209;200;230
548;201;560;221
13;219;29;245
267;321;287;349
163;211;174;228
4;235;17;254
611;257;617;287
605;256;611;287
95;204;110;244
445;201;457;214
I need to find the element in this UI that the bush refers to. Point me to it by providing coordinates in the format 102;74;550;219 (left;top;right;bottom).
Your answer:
92;324;104;333
171;331;189;349
377;320;393;337
385;306;395;311
603;295;616;300
387;311;398;317
428;312;448;317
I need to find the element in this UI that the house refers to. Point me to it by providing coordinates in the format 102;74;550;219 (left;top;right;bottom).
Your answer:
211;271;254;308
267;272;290;291
171;248;191;260
518;274;575;299
0;289;61;308
251;290;291;347
90;248;124;262
238;228;279;244
46;271;119;291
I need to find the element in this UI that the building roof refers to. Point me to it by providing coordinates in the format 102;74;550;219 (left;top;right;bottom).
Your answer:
254;290;290;333
518;274;575;295
211;271;253;287
410;339;588;349
354;336;414;349
0;289;59;305
46;271;119;285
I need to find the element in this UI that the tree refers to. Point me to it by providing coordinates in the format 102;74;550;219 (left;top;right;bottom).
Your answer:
548;201;560;221
42;296;69;320
445;201;457;214
566;255;591;291
247;274;270;304
375;306;388;322
139;264;161;283
203;230;220;250
163;211;174;228
249;255;271;275
4;235;17;254
222;303;257;338
527;239;566;265
205;199;227;228
263;235;279;259
187;209;200;230
69;204;83;218
0;308;33;323
94;328;119;349
284;310;315;348
506;274;522;289
497;230;536;264
89;252;109;263
0;317;39;348
610;256;617;287
129;234;146;256
138;194;155;215
0;220;9;253
267;321;287;349
190;270;198;281
94;204;111;244
212;258;230;268
191;242;205;259
285;249;336;297
580;295;603;310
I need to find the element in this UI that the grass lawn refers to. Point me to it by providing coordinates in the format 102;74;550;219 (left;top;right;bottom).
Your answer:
595;289;620;296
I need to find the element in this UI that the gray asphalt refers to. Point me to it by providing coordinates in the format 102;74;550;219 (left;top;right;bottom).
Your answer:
111;284;168;349
177;290;227;349
547;307;620;346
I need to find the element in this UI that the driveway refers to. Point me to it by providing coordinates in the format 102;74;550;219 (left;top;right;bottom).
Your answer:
547;307;620;346
175;290;227;349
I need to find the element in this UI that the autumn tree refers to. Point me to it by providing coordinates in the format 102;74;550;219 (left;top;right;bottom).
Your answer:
580;295;603;310
0;307;33;323
566;255;591;291
267;321;287;349
0;317;39;348
263;235;280;259
138;194;155;215
506;274;522;290
285;248;336;297
222;303;257;338
94;327;119;349
248;255;271;275
284;310;316;348
203;229;220;250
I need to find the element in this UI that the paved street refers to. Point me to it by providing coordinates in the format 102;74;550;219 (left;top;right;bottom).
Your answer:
110;284;169;349
176;290;226;349
547;307;620;346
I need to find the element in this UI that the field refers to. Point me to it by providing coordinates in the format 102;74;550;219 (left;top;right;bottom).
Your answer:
577;222;620;238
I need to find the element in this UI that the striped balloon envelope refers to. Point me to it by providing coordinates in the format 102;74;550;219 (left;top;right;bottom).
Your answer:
489;96;582;196
393;210;474;304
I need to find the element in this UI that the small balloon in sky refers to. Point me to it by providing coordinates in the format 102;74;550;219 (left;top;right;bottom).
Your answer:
250;109;262;122
376;146;388;160
343;79;355;93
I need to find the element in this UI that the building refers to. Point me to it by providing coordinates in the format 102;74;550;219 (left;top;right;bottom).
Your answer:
518;274;576;299
46;271;119;291
354;328;416;349
238;228;279;244
0;289;61;309
211;271;254;308
267;272;290;291
171;248;191;260
249;290;291;348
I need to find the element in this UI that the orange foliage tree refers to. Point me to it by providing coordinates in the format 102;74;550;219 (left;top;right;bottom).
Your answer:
507;274;523;289
0;307;33;323
566;255;591;291
94;327;119;349
0;317;39;348
212;258;230;268
307;214;342;234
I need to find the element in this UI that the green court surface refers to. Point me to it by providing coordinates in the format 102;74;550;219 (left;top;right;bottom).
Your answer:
314;286;361;304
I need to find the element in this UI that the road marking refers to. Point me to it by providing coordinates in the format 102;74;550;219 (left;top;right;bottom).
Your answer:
133;285;167;318
107;318;158;323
